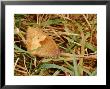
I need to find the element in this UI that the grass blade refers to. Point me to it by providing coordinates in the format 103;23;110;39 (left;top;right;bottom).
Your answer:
72;54;79;76
85;42;97;52
39;63;74;76
91;69;97;76
14;44;30;54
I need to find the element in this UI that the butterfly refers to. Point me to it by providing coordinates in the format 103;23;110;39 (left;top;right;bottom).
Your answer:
26;27;60;57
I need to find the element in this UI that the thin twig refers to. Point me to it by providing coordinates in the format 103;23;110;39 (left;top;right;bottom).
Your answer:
60;53;97;60
36;14;39;24
82;14;91;28
51;28;65;42
14;69;27;75
23;55;30;75
14;58;20;70
34;57;37;67
16;64;27;70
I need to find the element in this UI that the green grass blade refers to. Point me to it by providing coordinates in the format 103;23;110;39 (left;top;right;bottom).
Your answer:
85;42;97;52
83;67;92;76
14;44;30;54
91;69;97;76
72;55;80;76
40;63;74;76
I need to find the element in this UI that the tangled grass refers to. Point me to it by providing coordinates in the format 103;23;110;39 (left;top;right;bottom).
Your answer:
14;14;97;76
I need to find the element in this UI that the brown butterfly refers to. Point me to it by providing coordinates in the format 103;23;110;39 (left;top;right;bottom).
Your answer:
26;27;60;57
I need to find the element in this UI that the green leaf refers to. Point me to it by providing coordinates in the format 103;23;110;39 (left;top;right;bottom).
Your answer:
85;42;97;52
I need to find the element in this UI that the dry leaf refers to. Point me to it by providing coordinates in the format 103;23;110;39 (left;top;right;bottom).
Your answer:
26;27;60;57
